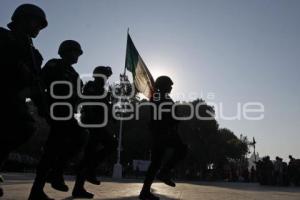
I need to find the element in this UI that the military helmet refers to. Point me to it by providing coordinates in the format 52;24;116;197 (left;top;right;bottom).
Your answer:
155;76;173;89
58;40;83;56
11;4;48;28
93;66;112;77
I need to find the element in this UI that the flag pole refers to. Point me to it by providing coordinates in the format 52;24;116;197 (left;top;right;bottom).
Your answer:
113;28;129;179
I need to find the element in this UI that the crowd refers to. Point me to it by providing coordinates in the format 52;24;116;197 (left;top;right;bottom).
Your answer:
256;155;300;186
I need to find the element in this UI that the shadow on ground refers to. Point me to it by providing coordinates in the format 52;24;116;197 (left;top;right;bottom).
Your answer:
184;181;300;193
61;194;178;200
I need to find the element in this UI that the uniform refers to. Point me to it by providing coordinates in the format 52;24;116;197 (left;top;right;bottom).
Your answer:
140;76;187;200
72;66;117;198
0;26;44;162
0;3;48;198
29;58;85;199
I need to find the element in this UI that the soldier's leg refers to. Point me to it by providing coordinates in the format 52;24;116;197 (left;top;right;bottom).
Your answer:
140;144;164;195
157;133;187;187
49;120;87;191
140;144;164;200
97;129;118;161
74;128;116;189
86;128;117;175
160;133;187;173
72;128;97;199
1;117;35;197
50;120;89;197
32;133;60;186
79;129;103;177
0;115;35;166
75;128;114;177
29;124;63;200
46;161;69;192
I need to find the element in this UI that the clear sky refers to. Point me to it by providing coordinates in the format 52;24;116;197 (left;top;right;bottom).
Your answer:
1;0;299;160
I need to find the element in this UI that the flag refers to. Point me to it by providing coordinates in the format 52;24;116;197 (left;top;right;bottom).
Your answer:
125;33;154;99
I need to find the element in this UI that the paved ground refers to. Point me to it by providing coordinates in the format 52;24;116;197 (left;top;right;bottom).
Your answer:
1;173;300;200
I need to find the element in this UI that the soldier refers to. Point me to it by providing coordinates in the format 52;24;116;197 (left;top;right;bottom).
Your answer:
72;66;118;198
139;76;188;200
0;4;48;197
274;156;283;185
28;40;85;200
260;156;274;185
250;166;256;182
288;155;300;186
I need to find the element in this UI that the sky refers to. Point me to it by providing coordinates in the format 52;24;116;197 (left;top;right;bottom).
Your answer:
1;0;300;160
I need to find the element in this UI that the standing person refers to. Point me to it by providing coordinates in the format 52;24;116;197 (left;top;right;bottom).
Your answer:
0;4;48;197
139;76;188;200
274;156;283;185
288;155;300;186
250;166;256;182
72;66;118;198
29;40;85;200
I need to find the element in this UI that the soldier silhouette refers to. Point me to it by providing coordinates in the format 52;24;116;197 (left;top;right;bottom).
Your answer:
139;76;188;200
28;40;86;200
72;66;118;198
0;4;48;197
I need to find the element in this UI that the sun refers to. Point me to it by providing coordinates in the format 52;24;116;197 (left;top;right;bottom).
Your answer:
149;63;175;81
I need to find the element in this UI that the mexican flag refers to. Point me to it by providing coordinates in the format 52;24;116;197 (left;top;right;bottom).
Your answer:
125;33;155;99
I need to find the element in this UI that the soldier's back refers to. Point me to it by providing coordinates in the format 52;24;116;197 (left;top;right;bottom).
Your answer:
42;58;81;108
150;94;178;135
81;80;107;124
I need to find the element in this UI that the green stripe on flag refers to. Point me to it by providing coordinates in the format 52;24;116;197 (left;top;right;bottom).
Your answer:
125;34;139;76
125;33;155;99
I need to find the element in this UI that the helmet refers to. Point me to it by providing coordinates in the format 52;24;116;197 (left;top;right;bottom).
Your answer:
11;4;48;28
93;66;112;77
58;40;83;56
155;76;173;89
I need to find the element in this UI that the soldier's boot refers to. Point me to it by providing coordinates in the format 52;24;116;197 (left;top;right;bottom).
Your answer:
28;190;54;200
72;175;94;199
156;171;176;187
86;170;101;185
86;175;101;185
46;172;68;192
72;188;94;199
139;191;160;200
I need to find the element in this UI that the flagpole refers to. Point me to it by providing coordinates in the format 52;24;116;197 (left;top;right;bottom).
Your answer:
113;75;126;179
113;29;130;179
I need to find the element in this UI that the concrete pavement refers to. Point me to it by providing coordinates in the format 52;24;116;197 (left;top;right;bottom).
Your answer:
1;173;300;200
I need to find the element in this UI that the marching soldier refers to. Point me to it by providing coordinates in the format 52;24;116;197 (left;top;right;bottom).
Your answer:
72;66;118;198
0;4;48;197
139;76;188;200
29;40;85;200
